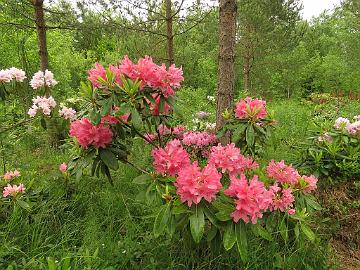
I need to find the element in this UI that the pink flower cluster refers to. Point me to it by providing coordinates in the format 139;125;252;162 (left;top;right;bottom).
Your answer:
0;68;26;83
224;174;273;224
151;139;190;176
268;183;295;212
88;56;183;98
334;117;360;136
3;184;25;197
234;97;267;120
144;124;185;142
208;143;258;175
30;70;58;90
182;131;217;148
175;162;222;206
2;170;21;181
59;106;77;121
69;118;113;148
28;96;57;117
267;160;300;185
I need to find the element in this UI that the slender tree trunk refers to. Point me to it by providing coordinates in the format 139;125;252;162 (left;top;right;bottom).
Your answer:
216;0;237;143
165;0;174;66
243;54;251;92
32;0;49;71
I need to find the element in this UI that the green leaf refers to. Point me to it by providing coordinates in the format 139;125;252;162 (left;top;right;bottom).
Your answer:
232;124;247;143
235;222;248;263
40;118;47;129
253;223;273;241
189;207;205;243
215;211;232;221
172;204;191;215
300;223;315;242
246;125;255;146
90;109;101;125
99;149;119;170
131;108;142;130
133;174;152;185
207;225;218;242
304;195;322;210
223;223;236;250
279;219;288;242
153;204;171;237
47;257;57;270
17;199;30;210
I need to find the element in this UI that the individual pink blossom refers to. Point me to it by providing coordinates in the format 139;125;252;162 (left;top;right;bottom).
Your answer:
59;106;77;121
0;69;12;83
175;161;222;206
208;143;258;175
2;170;21;181
224;174;272;224
28;96;57;117
69;118;113;148
301;175;318;193
59;163;67;173
288;209;296;215
8;67;26;82
151;139;190;176
182;131;217;148
3;183;26;197
30;70;58;89
266;160;300;185
269;183;295;212
234;97;267;120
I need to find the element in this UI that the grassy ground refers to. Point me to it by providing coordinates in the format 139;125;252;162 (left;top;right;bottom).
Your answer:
0;96;359;269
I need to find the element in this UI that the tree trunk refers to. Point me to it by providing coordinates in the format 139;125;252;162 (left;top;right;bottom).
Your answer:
32;0;49;71
216;0;237;143
165;0;174;66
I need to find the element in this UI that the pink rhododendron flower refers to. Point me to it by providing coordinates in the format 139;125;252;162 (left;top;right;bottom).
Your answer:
8;67;26;82
3;184;25;197
288;209;296;215
334;117;350;130
0;69;12;83
28;96;57;117
269;183;295;212
266;160;300;185
30;70;58;89
208;143;258;174
301;175;318;193
59;106;77;121
69;118;113;148
59;163;67;173
151;139;190;176
2;170;21;181
182;131;217;148
234;97;267;120
346;121;360;135
175;161;222;206
87;63;107;88
224;174;272;224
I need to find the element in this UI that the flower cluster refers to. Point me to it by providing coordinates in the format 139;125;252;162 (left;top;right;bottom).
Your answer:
144;124;185;142
175;162;222;206
182;131;217;148
69;118;113;148
269;183;294;212
266;160;300;185
88;55;183;98
2;170;21;181
59;163;67;173
28;96;57;117
30;70;58;90
3;184;26;198
59;106;77;121
334;116;360;135
0;68;26;83
225;174;273;224
234;97;267;120
208;143;258;175
151;139;190;176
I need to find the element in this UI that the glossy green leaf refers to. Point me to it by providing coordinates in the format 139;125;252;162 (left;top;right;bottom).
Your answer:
189;207;205;243
223;223;236;250
133;174;152;185
246;125;255;146
154;204;171;237
300;223;315;242
235;222;248;263
100;149;119;170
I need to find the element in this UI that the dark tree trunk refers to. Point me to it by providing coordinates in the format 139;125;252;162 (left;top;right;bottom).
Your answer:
216;0;237;143
32;0;49;71
165;0;174;66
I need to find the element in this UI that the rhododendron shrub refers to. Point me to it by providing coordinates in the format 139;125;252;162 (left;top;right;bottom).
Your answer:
298;115;360;181
1;169;29;209
219;97;276;155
